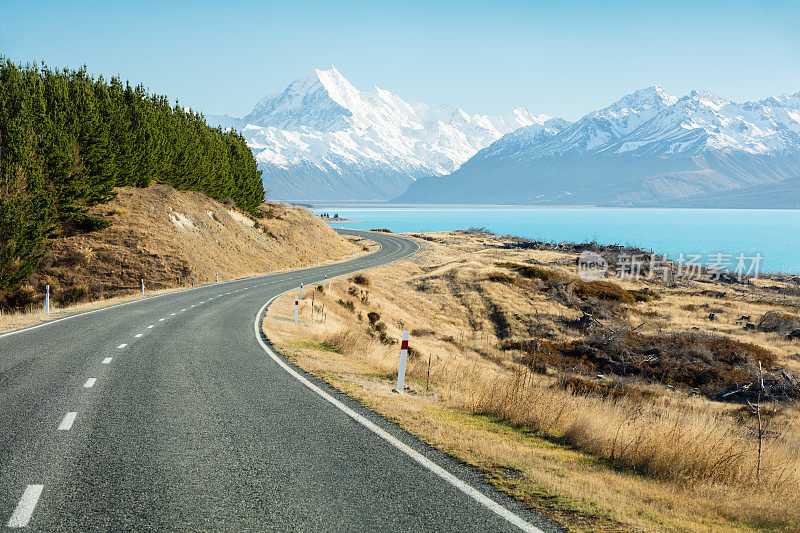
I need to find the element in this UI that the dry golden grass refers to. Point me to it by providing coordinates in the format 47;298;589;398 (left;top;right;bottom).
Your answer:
0;183;366;332
264;230;800;532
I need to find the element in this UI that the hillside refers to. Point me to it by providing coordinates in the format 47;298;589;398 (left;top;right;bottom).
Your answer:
1;184;360;315
397;86;800;206
0;59;264;294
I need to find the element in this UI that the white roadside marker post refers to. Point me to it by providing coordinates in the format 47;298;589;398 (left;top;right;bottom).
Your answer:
45;285;50;314
324;275;328;289
395;331;410;393
299;282;303;298
216;272;219;283
269;265;271;275
141;279;145;296
294;298;299;323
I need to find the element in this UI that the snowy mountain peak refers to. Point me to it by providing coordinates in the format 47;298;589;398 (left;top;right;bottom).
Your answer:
599;85;678;118
226;67;561;200
243;67;353;131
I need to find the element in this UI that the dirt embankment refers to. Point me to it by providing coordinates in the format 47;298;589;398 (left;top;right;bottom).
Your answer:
2;183;361;317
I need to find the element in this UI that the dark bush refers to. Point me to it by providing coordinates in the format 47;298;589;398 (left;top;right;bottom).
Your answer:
757;311;800;335
367;311;381;326
54;284;89;306
70;214;112;234
351;274;369;286
487;272;516;284
0;284;40;311
573;281;636;303
495;262;563;285
338;299;355;312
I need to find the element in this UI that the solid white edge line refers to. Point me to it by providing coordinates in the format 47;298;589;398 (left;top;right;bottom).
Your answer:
7;484;44;528
252;241;541;533
58;412;77;431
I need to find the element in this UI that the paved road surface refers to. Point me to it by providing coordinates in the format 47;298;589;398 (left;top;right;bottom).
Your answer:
0;229;558;532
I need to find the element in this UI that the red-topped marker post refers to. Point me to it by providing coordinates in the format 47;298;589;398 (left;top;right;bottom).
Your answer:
395;331;410;393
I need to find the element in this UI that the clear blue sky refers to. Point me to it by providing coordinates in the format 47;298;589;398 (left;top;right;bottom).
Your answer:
1;0;798;120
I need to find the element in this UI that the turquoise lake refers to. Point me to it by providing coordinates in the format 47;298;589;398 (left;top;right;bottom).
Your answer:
314;207;800;274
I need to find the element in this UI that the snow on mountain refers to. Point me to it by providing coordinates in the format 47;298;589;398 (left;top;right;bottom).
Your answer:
213;67;560;201
397;86;800;206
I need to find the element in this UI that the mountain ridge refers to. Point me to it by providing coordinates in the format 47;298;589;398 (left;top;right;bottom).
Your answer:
396;85;800;207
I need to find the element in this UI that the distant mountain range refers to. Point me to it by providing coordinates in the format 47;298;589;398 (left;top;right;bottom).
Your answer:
209;67;557;201
397;86;800;206
211;72;800;207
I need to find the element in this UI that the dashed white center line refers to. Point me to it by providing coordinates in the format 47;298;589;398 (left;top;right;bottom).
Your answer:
190;305;195;308
159;318;165;321
102;357;113;364
170;313;176;316
83;378;97;388
117;344;127;349
135;333;143;338
7;484;44;528
147;325;154;329
180;309;186;312
58;412;77;431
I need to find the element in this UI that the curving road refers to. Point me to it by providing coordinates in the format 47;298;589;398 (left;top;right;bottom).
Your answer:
0;229;556;532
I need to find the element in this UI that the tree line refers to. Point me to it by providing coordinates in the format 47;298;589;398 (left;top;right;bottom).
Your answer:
0;59;264;290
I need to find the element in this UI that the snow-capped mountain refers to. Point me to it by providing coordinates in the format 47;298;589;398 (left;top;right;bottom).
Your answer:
209;67;560;201
397;86;800;206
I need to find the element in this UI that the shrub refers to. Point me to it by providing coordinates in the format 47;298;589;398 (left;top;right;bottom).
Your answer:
757;311;800;335
0;284;40;311
337;299;355;312
629;289;656;302
573;280;636;303
367;311;381;326
561;331;778;397
54;284;89;306
495;262;563;285
71;214;111;233
351;274;369;286
487;272;516;285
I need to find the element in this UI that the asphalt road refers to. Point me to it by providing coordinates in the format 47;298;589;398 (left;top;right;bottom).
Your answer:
0;229;558;532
